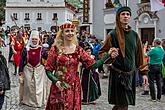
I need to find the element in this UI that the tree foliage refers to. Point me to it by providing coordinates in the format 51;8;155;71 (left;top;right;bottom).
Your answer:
0;0;6;20
66;0;83;8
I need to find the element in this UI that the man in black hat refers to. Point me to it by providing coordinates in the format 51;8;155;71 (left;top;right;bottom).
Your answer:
99;6;148;110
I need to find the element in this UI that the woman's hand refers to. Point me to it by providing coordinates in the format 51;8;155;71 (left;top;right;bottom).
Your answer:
143;75;149;85
19;72;25;84
108;48;119;58
19;72;25;76
56;81;64;91
13;50;17;54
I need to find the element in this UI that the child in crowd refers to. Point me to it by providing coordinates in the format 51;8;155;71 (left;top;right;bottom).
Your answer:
81;46;101;104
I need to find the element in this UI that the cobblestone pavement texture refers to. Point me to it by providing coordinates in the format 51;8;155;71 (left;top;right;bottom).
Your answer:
1;46;165;110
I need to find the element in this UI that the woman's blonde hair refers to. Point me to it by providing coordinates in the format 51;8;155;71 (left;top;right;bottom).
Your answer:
53;28;79;50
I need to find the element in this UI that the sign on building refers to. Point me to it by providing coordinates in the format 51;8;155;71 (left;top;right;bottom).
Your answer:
83;0;89;23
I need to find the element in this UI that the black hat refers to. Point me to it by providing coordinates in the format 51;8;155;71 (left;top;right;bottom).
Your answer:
84;46;92;51
117;6;131;16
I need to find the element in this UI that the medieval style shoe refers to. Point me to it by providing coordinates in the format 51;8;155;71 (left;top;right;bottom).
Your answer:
141;91;149;95
148;99;156;102
82;102;89;105
89;101;96;105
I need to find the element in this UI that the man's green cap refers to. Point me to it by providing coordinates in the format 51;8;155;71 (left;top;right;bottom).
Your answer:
117;6;131;16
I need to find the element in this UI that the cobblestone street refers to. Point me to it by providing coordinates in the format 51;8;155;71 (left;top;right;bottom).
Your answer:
1;46;165;110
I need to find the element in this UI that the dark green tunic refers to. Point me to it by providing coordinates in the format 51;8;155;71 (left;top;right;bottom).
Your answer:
99;29;145;106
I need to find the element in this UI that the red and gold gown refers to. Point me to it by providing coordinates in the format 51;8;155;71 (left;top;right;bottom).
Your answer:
45;46;95;110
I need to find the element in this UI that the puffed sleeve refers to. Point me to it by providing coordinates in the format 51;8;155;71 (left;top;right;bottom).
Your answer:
79;47;95;68
99;33;115;64
41;48;48;60
45;46;57;71
79;46;111;69
45;46;59;84
19;48;27;73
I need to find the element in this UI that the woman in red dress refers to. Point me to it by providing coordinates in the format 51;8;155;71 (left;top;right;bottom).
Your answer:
11;31;24;75
45;22;118;110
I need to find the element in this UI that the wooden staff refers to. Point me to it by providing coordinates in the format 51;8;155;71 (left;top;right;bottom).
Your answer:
10;15;17;26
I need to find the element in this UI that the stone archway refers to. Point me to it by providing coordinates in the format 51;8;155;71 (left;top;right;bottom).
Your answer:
135;11;159;45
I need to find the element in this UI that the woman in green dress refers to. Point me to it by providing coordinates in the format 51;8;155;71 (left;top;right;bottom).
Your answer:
81;46;101;104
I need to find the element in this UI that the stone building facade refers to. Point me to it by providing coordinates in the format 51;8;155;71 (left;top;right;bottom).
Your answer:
95;0;165;43
5;0;76;31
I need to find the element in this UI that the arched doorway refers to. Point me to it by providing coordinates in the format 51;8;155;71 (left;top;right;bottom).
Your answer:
135;11;159;45
141;28;155;45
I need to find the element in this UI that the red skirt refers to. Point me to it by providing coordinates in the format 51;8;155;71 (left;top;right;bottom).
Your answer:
13;51;21;67
46;76;81;110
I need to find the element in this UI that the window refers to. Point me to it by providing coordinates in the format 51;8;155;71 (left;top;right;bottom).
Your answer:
27;0;31;2
141;0;150;3
40;0;44;2
105;0;114;8
24;13;30;20
13;13;18;20
37;13;42;20
52;13;58;20
38;27;42;31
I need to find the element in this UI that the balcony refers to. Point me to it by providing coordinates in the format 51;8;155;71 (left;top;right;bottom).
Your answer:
36;18;42;20
24;18;30;20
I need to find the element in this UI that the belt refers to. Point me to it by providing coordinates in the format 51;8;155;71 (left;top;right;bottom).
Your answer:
149;64;161;67
110;65;135;75
26;63;41;68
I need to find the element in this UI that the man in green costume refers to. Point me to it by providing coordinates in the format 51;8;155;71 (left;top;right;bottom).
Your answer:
99;6;148;110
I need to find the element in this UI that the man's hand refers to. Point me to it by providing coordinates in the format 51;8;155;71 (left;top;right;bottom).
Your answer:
56;81;64;91
108;48;119;58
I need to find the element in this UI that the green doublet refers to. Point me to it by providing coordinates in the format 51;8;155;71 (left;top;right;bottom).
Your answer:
108;29;139;105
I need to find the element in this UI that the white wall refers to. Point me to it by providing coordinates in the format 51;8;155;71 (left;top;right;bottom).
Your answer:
5;0;75;31
6;0;64;3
